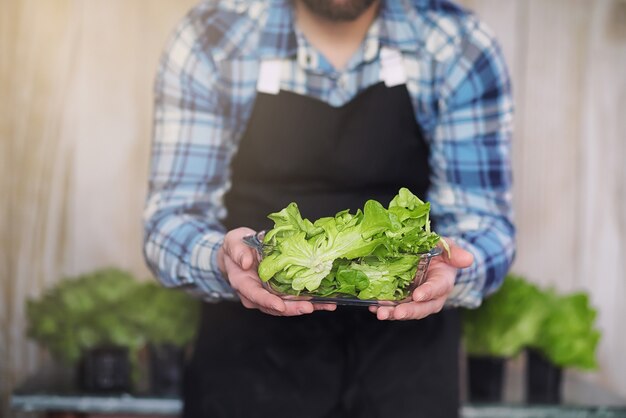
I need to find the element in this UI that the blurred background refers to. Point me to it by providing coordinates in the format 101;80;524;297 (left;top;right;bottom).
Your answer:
1;0;625;416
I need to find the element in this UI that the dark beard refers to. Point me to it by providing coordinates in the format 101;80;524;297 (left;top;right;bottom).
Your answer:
299;0;378;21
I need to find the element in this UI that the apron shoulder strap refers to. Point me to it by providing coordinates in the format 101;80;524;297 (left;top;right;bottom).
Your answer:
257;47;407;94
379;47;407;87
257;59;283;95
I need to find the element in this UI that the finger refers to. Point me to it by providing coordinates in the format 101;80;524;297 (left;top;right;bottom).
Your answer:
313;303;337;311
240;252;255;270
368;306;378;314
283;301;316;315
440;238;474;268
238;294;280;316
225;257;286;313
222;227;255;254
241;294;317;317
391;298;446;320
375;306;395;320
238;294;256;310
236;276;286;312
224;227;258;270
412;265;455;302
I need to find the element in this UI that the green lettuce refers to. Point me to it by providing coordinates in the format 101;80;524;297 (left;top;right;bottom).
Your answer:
463;275;601;370
26;268;200;364
258;188;442;300
462;274;549;357
531;292;600;369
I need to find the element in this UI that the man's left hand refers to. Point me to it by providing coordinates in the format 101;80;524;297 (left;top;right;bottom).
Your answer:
368;238;473;321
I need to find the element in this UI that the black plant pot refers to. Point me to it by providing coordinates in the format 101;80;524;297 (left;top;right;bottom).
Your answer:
148;343;185;397
78;346;131;393
467;356;506;402
526;349;562;404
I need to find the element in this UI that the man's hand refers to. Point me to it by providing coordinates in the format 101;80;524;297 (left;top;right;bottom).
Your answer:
218;227;336;316
368;238;473;321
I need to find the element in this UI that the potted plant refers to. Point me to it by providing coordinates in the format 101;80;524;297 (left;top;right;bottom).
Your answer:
122;283;200;396
26;268;199;394
27;269;145;392
526;291;600;404
462;274;548;402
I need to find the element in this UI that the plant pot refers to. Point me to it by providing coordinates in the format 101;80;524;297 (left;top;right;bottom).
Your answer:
526;349;562;404
467;355;506;402
78;346;131;393
148;343;185;396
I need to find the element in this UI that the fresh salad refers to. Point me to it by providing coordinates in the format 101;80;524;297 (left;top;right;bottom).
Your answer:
258;188;446;300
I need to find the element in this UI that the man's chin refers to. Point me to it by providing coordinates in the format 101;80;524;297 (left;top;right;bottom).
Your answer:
299;0;378;21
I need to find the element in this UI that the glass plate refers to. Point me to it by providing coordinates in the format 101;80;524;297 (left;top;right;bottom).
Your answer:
243;231;442;306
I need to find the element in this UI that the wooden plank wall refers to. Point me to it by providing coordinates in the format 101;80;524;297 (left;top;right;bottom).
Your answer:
0;1;198;414
461;0;626;397
1;0;625;415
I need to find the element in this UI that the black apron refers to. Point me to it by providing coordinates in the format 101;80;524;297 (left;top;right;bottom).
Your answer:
183;59;460;418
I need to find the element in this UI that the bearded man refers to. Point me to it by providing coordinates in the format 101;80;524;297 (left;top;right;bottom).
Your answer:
143;0;515;416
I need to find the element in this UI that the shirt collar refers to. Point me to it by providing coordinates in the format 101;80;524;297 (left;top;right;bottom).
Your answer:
256;0;422;60
256;0;299;59
378;0;422;53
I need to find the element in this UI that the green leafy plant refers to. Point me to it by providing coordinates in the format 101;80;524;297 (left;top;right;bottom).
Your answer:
258;188;445;300
462;274;549;358
26;268;199;364
123;282;199;347
531;291;600;370
463;274;601;370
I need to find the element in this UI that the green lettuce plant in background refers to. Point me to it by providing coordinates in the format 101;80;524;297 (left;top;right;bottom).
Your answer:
462;274;549;358
531;291;601;369
26;268;199;364
462;273;601;370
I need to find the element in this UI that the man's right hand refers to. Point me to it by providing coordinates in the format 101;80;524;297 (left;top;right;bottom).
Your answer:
217;227;336;316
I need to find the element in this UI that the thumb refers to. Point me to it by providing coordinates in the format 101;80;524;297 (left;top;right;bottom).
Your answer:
440;238;474;269
223;227;258;270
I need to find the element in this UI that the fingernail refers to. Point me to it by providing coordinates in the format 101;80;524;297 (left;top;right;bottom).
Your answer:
271;304;283;312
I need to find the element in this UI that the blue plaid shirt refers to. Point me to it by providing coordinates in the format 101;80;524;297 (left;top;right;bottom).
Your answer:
144;0;515;308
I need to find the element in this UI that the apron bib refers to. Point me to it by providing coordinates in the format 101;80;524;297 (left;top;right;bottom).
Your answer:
183;48;460;418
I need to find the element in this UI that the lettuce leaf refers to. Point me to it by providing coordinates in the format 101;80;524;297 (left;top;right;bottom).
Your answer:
258;188;442;300
531;292;600;369
463;275;601;369
462;275;549;357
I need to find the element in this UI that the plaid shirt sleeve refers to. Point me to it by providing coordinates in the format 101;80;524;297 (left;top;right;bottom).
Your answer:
143;12;237;301
428;17;516;308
